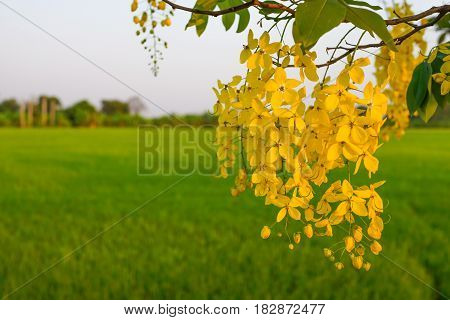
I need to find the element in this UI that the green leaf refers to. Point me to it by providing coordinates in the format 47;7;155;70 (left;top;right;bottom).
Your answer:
292;21;301;43
294;0;347;48
436;13;450;29
344;6;397;51
406;62;432;113
236;8;250;33
429;51;449;108
218;1;236;31
185;0;218;36
418;79;438;122
343;0;381;11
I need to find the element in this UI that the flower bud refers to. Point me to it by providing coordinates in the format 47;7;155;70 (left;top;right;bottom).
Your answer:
363;262;371;271
344;236;355;252
323;248;333;257
294;232;301;244
353;225;363;242
352;256;363;269
356;245;365;256
131;1;138;12
304;224;313;238
370;240;382;255
260;226;271;240
335;262;344;270
289;243;294;250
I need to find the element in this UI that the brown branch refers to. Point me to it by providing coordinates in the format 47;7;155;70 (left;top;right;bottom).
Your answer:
255;0;295;15
161;0;295;17
161;1;449;69
318;10;448;68
385;5;450;26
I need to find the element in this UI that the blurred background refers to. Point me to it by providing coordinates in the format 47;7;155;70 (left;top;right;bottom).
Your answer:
0;0;449;299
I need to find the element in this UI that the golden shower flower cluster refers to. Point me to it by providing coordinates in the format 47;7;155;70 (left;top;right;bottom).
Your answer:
214;30;389;270
430;43;450;95
131;0;173;75
374;3;427;140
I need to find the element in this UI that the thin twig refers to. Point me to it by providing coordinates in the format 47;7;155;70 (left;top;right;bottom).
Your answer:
161;0;295;17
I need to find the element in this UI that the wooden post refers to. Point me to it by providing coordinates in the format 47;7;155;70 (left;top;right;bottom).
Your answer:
41;97;48;127
19;102;26;128
27;101;34;127
49;100;56;127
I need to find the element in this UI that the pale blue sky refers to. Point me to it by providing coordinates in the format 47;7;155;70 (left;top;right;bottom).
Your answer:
0;0;446;116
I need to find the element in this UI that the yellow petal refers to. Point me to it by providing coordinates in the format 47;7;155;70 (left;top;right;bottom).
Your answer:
265;79;278;92
363;153;379;173
274;67;287;84
442;80;450;96
350;126;368;144
325;94;339;111
271;91;283;108
247;53;259;69
335;201;350;216
349;66;364;84
304;64;319;82
336;125;351;142
285;79;301;89
276;207;287;222
266;146;279;163
327;143;341;161
342;180;353;197
240;49;251;64
351;201;368;216
288;206;301;220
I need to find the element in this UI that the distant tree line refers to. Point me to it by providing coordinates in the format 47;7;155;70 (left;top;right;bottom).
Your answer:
0;96;217;127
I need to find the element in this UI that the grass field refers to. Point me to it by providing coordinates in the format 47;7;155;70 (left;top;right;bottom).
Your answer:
0;128;449;299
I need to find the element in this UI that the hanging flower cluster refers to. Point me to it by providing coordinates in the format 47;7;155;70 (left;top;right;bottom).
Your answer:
374;3;427;140
430;43;450;95
214;30;389;270
131;0;173;75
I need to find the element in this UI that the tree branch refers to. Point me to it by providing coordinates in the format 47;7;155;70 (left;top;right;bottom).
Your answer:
161;0;295;17
318;10;448;69
385;5;450;26
161;1;449;69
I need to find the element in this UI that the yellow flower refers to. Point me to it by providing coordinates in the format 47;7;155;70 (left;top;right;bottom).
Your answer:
240;30;258;64
333;180;368;219
265;67;301;108
247;32;281;69
354;181;385;218
294;46;318;82
338;57;370;86
432;57;450;95
272;193;304;222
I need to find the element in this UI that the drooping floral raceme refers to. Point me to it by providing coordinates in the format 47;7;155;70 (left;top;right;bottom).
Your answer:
214;31;388;271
